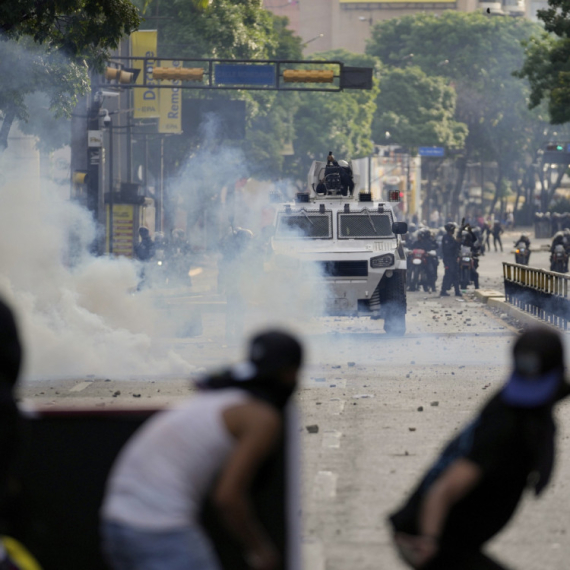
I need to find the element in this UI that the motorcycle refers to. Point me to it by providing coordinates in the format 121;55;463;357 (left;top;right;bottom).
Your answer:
514;241;530;266
409;249;437;292
459;245;473;289
551;244;568;273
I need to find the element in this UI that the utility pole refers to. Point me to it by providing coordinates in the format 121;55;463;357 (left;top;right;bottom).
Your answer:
108;116;114;254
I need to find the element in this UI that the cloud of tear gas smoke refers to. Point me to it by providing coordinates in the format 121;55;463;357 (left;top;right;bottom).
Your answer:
0;130;192;380
168;114;329;341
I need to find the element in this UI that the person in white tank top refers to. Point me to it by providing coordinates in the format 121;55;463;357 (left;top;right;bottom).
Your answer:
100;330;303;570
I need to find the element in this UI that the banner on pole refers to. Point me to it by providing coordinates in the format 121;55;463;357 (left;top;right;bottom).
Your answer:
159;60;182;134
131;31;159;118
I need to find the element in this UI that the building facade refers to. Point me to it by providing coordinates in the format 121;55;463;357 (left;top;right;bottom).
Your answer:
264;0;528;56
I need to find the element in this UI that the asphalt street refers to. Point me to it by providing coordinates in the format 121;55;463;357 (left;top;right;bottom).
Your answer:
17;228;570;570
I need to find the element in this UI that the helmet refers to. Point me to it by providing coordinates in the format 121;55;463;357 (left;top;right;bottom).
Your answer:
139;226;149;238
444;222;457;233
154;231;166;246
408;223;417;233
338;160;349;168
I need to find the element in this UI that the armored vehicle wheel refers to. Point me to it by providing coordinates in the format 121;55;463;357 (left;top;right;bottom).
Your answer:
381;271;406;336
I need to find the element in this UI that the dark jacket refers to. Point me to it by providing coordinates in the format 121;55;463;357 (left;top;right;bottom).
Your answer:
442;233;460;263
135;237;155;261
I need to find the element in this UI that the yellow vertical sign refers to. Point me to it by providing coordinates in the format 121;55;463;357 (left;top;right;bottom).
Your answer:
106;204;135;257
131;31;159;118
158;60;182;134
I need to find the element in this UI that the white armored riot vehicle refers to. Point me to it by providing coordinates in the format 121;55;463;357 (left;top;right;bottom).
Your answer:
270;157;408;334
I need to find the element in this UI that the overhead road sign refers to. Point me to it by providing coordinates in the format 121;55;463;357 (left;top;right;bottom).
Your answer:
99;56;373;92
215;64;275;86
418;147;445;157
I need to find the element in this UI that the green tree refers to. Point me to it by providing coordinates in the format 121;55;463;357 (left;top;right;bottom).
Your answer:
517;0;570;124
367;12;541;216
0;0;140;150
372;66;466;151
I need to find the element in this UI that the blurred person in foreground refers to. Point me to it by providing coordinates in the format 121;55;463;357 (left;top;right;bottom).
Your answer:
389;326;570;570
101;330;303;570
0;299;22;566
0;299;42;569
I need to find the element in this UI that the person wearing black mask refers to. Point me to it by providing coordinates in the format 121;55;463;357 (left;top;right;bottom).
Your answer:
388;326;570;570
101;330;302;570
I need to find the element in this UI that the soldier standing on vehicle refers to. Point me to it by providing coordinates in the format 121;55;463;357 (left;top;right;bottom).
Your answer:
101;330;303;570
389;327;570;570
439;222;461;297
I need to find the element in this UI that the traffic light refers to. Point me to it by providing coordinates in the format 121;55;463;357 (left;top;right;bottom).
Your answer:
282;69;334;83
544;142;570;164
105;67;140;84
153;67;204;82
546;143;565;152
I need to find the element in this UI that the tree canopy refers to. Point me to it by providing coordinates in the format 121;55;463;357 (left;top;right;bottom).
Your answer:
372;66;467;152
0;0;141;151
517;0;570;124
367;11;543;214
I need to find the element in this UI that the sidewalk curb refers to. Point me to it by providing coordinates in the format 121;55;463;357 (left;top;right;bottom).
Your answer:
486;297;562;332
473;289;505;304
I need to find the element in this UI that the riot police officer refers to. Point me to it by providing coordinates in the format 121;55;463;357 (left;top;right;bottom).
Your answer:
440;222;462;297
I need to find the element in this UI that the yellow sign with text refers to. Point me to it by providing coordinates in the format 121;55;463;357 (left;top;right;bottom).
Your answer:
106;204;135;257
131;30;159;118
159;60;182;134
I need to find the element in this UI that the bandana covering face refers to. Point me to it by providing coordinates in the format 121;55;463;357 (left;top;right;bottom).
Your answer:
196;364;295;410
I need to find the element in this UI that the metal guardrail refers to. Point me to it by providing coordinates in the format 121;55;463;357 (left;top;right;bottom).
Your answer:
503;262;570;329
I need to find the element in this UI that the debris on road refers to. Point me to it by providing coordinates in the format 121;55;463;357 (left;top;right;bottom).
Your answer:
306;425;319;434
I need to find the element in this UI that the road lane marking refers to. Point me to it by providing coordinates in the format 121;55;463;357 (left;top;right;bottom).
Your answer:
69;382;92;392
314;471;337;499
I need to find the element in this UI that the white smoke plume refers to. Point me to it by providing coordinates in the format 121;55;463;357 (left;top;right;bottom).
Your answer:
0;134;192;379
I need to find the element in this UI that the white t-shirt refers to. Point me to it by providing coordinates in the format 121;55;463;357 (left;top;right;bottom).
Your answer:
101;389;250;530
